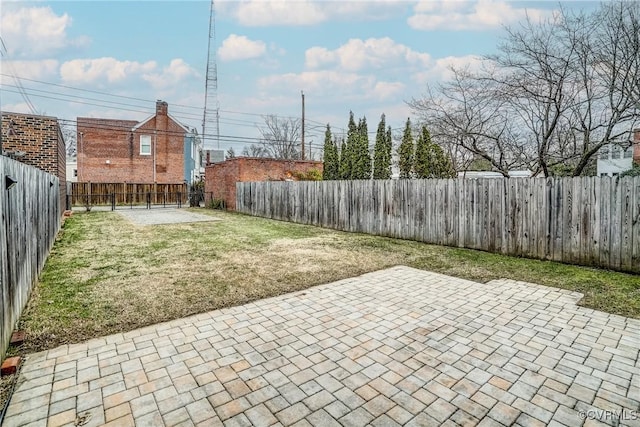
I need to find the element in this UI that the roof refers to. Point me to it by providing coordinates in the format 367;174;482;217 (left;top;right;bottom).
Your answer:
131;113;191;133
2;111;59;121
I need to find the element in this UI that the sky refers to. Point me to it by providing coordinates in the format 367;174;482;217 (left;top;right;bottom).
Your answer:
0;0;596;156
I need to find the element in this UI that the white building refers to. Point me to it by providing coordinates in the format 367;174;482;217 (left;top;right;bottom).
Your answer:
596;144;634;177
457;170;533;179
66;158;77;182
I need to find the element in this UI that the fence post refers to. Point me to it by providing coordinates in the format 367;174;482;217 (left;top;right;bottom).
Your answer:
178;192;182;208
147;192;151;209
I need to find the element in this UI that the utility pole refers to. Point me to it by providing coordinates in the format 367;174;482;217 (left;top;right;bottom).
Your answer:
301;91;305;160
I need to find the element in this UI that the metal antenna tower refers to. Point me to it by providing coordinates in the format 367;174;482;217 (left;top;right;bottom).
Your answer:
202;0;220;150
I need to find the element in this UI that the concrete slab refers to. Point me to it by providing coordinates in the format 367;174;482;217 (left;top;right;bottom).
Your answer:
3;267;639;426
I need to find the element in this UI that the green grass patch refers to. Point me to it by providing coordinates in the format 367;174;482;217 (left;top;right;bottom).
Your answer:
11;208;639;356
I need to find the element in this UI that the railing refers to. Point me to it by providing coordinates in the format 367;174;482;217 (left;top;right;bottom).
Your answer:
74;192;186;210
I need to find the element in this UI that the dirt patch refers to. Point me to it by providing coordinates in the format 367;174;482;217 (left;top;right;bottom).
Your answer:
0;371;18;421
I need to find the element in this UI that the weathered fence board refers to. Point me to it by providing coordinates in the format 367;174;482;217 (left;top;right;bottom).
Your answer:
1;156;60;360
70;182;188;206
237;177;640;273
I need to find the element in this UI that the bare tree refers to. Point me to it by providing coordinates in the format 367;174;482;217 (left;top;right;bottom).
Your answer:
60;121;77;158
410;2;640;177
257;115;302;160
241;143;269;157
411;67;527;177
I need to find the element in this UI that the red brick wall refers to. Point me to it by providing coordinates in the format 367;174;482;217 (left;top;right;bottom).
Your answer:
2;113;62;175
205;157;323;210
634;129;640;165
1;112;66;212
77;102;186;184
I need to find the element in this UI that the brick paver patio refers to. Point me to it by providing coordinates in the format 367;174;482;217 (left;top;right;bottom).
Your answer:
3;266;639;426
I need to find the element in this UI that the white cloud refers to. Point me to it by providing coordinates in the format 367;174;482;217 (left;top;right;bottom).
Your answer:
0;60;59;84
143;59;199;89
0;6;89;57
1;102;32;115
373;81;406;100
231;1;325;26
258;70;402;101
60;58;157;84
218;34;267;61
305;38;430;72
412;54;485;82
221;0;407;26
408;0;550;31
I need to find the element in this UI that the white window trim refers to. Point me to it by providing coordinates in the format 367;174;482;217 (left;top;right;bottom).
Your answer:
140;135;152;155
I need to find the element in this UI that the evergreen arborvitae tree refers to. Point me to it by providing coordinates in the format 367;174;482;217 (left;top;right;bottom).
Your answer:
385;125;393;178
339;138;350;180
398;118;414;179
353;116;371;179
432;141;456;178
341;112;358;179
373;114;392;179
414;125;456;178
414;125;431;178
322;124;339;180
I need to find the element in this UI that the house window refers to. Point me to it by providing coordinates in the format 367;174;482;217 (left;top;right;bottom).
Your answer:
599;145;610;159
140;135;151;155
73;169;77;177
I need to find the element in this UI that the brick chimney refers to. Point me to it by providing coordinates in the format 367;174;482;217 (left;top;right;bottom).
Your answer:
156;100;168;116
634;128;640;165
155;100;169;177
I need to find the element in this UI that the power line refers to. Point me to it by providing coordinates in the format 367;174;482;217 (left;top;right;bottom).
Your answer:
58;117;267;146
0;73;202;111
0;40;38;114
0;74;334;128
2;73;406;141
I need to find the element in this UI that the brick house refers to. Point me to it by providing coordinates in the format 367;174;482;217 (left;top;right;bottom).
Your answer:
1;112;67;212
634;128;640;165
77;101;201;184
205;157;323;210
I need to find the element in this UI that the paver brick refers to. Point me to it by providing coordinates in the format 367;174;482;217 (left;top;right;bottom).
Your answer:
487;400;521;425
245;403;279;427
275;402;311;425
338;407;375;427
302;390;336;411
129;391;158;418
5;267;640;426
105;402;132;423
426;398;458;422
362;394;396;417
185;398;215;424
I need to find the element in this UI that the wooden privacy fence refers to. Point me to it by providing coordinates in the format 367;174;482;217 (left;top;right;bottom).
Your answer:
1;156;60;360
70;182;188;206
237;177;640;273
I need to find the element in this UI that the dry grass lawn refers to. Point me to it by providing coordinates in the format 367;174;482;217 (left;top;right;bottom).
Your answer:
11;208;640;356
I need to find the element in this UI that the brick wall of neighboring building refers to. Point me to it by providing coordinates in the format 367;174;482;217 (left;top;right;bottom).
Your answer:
205;157;323;210
1;112;67;212
634;128;640;165
77;101;187;184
